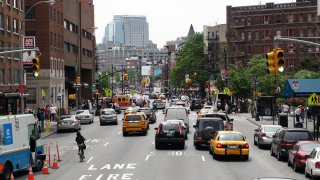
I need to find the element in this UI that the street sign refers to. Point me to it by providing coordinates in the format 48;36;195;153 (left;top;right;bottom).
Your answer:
92;84;96;92
308;93;318;106
23;36;36;48
224;88;230;94
292;80;299;90
57;93;62;101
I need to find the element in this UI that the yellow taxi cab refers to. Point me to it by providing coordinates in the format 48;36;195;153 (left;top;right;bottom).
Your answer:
209;131;249;160
122;112;149;136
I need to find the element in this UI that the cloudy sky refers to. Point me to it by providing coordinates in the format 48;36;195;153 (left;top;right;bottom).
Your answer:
94;0;294;48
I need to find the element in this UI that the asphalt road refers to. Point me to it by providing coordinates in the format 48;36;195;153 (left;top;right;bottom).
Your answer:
15;110;306;180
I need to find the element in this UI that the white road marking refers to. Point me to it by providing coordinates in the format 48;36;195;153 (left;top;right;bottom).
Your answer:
145;155;150;161
104;142;109;146
202;156;205;161
118;131;122;135
87;157;93;163
152;141;154;145
85;139;91;143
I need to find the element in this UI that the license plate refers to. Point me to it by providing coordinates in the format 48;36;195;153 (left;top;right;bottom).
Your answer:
228;145;238;148
130;123;136;126
167;133;173;136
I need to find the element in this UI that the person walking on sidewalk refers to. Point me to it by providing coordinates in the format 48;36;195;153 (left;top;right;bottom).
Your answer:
37;108;45;132
300;105;305;123
295;105;301;123
49;104;57;122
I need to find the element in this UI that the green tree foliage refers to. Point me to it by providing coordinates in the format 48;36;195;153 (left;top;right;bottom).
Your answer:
171;34;208;88
292;69;320;79
228;62;251;99
296;56;320;72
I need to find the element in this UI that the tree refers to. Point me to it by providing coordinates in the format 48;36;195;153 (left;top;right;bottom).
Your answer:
296;56;320;72
228;62;251;99
292;69;320;79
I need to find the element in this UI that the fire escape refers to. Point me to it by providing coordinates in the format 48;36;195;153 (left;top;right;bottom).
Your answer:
228;17;246;64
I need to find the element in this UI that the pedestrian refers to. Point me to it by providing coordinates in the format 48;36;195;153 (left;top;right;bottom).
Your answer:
75;131;86;158
282;103;289;114
307;107;312;122
248;103;254;118
225;103;229;114
44;105;49;121
37;108;45;132
49;104;57;122
295;105;301;123
300;105;305;123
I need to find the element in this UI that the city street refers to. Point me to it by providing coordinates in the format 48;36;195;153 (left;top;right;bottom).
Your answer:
15;110;306;180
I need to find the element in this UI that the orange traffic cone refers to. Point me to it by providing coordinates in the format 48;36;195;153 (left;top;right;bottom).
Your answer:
10;172;14;180
42;160;50;174
51;154;59;169
28;164;34;180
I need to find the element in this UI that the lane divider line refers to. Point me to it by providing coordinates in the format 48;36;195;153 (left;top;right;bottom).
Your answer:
118;131;122;135
104;142;109;147
202;156;205;161
145;155;150;161
87;157;93;163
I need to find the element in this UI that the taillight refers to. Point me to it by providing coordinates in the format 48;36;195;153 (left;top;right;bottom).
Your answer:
224;124;227;130
156;124;161;135
281;140;293;147
243;143;249;149
316;162;320;168
217;143;223;148
99;115;102;119
198;114;203;118
261;133;266;137
85;115;89;118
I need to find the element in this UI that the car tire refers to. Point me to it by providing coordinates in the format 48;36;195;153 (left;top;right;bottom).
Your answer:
209;147;213;155
155;143;160;150
287;158;291;166
180;143;185;149
257;139;262;149
195;144;200;150
270;146;274;156
212;152;217;160
57;129;61;133
254;136;257;146
143;131;147;136
293;161;299;172
242;155;249;161
123;132;128;136
277;149;282;161
305;168;310;178
100;122;103;126
2;163;12;180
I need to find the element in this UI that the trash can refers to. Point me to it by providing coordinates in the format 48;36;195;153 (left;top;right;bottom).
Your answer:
278;113;288;127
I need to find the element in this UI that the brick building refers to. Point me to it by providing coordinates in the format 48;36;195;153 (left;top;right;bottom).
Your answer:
226;0;320;74
0;0;25;115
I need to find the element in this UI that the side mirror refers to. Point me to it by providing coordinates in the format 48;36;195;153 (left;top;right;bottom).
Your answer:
230;119;234;122
122;118;124;121
188;110;190;114
154;127;158;130
193;124;197;128
254;129;259;132
272;135;276;138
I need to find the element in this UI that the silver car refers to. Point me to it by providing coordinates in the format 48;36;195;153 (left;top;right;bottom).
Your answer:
99;108;118;125
75;110;94;124
57;115;81;132
254;125;282;148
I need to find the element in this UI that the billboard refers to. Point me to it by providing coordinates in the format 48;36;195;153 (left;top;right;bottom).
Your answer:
141;66;151;76
154;69;162;76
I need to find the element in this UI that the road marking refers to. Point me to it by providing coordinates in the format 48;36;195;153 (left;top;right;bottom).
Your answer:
145;155;150;161
87;157;93;163
104;142;109;146
202;156;205;161
118;131;122;135
85;139;91;143
152;141;154;145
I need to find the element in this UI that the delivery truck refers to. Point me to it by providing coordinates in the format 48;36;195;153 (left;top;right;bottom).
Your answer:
0;114;46;180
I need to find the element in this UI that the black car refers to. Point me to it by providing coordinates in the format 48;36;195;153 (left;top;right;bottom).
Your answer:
270;128;313;160
190;99;202;111
193;118;225;149
153;99;165;109
112;103;121;114
155;122;185;149
138;107;156;123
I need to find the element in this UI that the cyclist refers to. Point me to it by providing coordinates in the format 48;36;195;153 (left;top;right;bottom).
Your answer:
75;131;86;159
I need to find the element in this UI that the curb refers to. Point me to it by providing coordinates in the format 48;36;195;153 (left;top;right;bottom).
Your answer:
238;114;260;127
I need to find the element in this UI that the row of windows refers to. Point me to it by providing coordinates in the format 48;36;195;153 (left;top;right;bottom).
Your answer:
0;13;22;34
0;68;21;85
0;40;20;59
50;6;63;25
50;32;63;49
64;41;93;57
5;0;23;11
233;13;318;26
64;19;78;34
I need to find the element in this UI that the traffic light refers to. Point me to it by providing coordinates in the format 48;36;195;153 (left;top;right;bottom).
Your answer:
266;49;277;75
76;76;80;84
32;56;40;77
124;73;129;81
276;49;285;73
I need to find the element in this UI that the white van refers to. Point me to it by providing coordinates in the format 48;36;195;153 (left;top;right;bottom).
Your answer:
164;106;190;133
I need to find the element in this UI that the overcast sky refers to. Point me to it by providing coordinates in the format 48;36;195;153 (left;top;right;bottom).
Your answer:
94;0;294;48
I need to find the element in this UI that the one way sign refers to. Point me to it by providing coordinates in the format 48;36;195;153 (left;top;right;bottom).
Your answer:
308;93;319;106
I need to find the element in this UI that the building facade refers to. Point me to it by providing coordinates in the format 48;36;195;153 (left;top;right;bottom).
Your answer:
0;0;25;115
227;0;320;74
103;15;150;48
25;0;64;111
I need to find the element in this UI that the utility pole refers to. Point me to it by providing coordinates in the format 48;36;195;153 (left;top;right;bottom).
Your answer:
111;64;114;100
224;48;228;87
121;64;124;94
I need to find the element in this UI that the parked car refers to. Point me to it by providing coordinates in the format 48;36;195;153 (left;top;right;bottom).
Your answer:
57;115;81;132
288;141;320;172
209;131;249;161
203;111;234;131
190;99;203;111
254;125;283;148
99;108;118;125
164;106;190;133
122;112;149;136
305;147;320;179
166;119;187;139
75;110;94;124
153;99;166;109
193;118;225;149
154;121;185;149
138;107;156;124
270;128;313;161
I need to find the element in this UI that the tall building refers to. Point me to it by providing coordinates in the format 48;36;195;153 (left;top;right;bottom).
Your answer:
102;15;149;48
25;0;64;110
227;0;320;74
0;0;25;115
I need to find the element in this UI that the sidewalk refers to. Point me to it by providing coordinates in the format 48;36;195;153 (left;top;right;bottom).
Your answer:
240;113;316;132
39;121;57;139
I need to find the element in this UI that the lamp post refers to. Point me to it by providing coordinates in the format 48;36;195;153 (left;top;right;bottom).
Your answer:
21;0;55;114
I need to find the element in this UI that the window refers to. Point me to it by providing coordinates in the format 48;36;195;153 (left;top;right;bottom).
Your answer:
0;69;4;85
264;30;272;39
20;0;23;11
247;17;251;25
50;32;52;45
13;0;17;8
241;32;245;41
6;15;11;32
50;7;52;20
25;6;35;19
8;69;11;85
299;15;304;22
254;32;259;40
286;29;294;37
307;14;312;22
57;11;60;25
276;30;281;36
0;13;3;29
6;0;10;6
54;33;56;47
64;20;67;28
275;15;281;24
287;14;294;23
264;15;270;24
14;69;20;84
308;29;313;37
13;18;18;33
53;9;56;22
299;29;304;37
247;32;251;41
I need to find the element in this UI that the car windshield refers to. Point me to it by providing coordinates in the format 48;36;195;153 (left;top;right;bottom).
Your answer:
204;114;226;121
218;133;245;141
301;143;320;152
201;120;223;129
284;131;311;141
162;124;178;131
60;116;72;120
154;100;162;103
194;100;201;104
139;109;152;113
264;126;282;132
76;111;84;114
125;115;142;121
102;111;114;115
167;120;183;125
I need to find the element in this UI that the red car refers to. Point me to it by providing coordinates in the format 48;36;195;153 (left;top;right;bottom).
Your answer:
288;141;320;172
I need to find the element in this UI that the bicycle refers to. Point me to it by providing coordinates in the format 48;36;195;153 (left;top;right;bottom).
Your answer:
78;146;85;162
